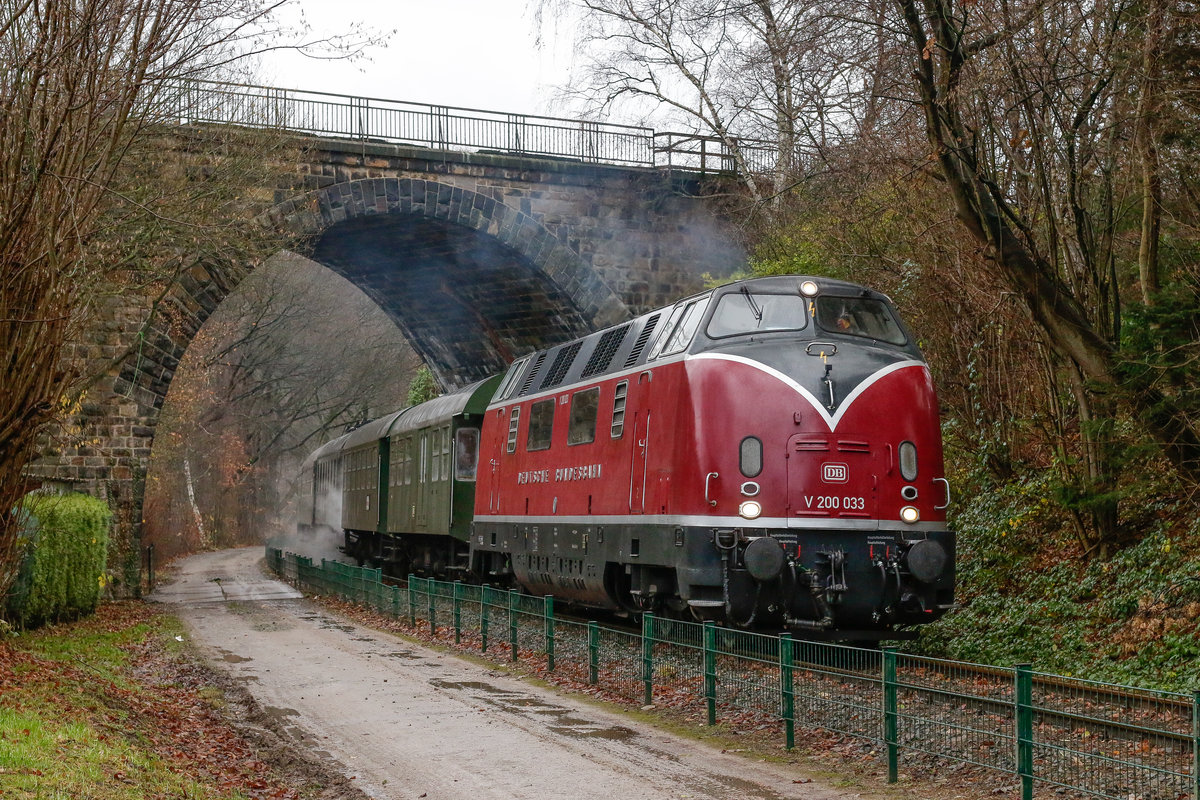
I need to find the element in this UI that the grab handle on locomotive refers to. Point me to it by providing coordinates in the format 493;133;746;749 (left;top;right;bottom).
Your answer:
805;342;838;356
933;477;951;510
705;472;719;507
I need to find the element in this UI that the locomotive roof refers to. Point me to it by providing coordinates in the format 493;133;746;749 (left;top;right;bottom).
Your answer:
307;376;501;463
488;275;898;405
384;375;500;437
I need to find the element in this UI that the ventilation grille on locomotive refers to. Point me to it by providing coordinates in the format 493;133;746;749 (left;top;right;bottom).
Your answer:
581;325;631;378
623;313;661;368
540;341;583;390
518;352;548;396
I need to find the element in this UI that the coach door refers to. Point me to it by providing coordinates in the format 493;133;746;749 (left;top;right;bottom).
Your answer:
416;432;429;530
630;410;649;513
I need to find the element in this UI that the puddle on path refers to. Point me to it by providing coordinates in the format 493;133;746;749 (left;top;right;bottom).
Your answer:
429;679;635;741
217;648;252;663
296;612;356;634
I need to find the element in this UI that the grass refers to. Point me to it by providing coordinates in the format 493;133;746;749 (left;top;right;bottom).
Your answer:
0;603;295;800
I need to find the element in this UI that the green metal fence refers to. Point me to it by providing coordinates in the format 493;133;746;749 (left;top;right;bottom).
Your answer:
266;548;1198;800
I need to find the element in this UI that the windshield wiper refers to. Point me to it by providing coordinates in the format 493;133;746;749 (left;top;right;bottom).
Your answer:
740;286;763;323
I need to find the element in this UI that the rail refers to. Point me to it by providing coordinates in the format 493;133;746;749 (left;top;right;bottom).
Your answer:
266;548;1200;800
157;80;773;175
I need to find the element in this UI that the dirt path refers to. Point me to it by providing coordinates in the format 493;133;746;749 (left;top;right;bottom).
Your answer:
151;547;873;800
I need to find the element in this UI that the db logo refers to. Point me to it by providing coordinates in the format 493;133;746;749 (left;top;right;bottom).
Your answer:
822;463;849;483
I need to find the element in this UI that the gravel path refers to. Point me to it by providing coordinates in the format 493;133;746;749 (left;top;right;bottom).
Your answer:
151;547;875;800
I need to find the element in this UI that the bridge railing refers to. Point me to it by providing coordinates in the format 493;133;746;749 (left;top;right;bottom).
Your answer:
159;80;770;175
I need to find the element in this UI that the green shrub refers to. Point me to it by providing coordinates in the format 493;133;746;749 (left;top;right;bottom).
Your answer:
5;492;111;629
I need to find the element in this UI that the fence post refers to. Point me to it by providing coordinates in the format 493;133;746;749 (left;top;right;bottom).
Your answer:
703;621;717;725
1192;690;1198;800
779;632;795;751
544;595;556;672
508;589;519;662
481;588;490;653
453;582;462;645
883;646;899;783
642;613;654;706
1015;664;1034;800
407;576;416;627
392;584;399;619
428;579;437;635
588;621;599;684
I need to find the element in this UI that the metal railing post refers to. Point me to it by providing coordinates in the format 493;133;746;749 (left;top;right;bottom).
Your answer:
883;646;899;783
703;621;717;725
588;621;599;684
544;595;555;672
1016;664;1034;800
453;582;462;645
1192;690;1199;800
508;589;519;662
779;633;795;751
407;576;416;626
481;588;490;653
642;613;654;707
427;579;436;634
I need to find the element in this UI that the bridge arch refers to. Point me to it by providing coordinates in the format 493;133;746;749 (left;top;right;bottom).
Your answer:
272;177;631;388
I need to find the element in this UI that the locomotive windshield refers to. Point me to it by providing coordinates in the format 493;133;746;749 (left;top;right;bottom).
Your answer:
706;290;808;338
814;296;907;345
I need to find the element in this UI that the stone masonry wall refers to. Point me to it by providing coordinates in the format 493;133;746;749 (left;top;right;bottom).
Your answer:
29;137;747;594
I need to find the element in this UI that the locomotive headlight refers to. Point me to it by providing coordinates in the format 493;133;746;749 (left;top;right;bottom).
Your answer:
739;500;763;520
800;280;819;297
900;505;921;524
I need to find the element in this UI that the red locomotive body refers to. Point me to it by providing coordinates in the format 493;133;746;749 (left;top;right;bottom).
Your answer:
470;276;955;636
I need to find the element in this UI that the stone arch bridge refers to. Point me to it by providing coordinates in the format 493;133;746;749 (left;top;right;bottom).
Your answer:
29;109;749;589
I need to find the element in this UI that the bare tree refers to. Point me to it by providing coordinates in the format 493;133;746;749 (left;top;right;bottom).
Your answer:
889;0;1200;517
143;253;421;557
0;0;374;597
541;0;889;200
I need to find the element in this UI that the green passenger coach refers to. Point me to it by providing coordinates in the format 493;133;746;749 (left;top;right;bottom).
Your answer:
315;376;500;576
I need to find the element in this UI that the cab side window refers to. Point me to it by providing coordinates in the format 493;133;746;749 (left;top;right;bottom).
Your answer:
527;399;555;451
568;388;600;445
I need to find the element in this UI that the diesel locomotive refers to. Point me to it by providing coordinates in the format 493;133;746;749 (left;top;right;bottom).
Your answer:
302;275;955;638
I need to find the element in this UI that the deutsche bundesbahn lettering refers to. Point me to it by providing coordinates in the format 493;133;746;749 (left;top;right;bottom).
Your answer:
516;464;603;485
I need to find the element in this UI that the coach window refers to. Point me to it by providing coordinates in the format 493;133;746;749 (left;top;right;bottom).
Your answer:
427;431;436;482
440;425;452;480
455;428;480;480
420;435;429;483
568;387;600;446
527;398;555;451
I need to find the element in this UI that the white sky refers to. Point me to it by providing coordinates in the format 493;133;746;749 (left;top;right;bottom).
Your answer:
258;0;580;119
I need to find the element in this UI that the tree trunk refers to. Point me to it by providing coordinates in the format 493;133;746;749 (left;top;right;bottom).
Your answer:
894;0;1200;491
